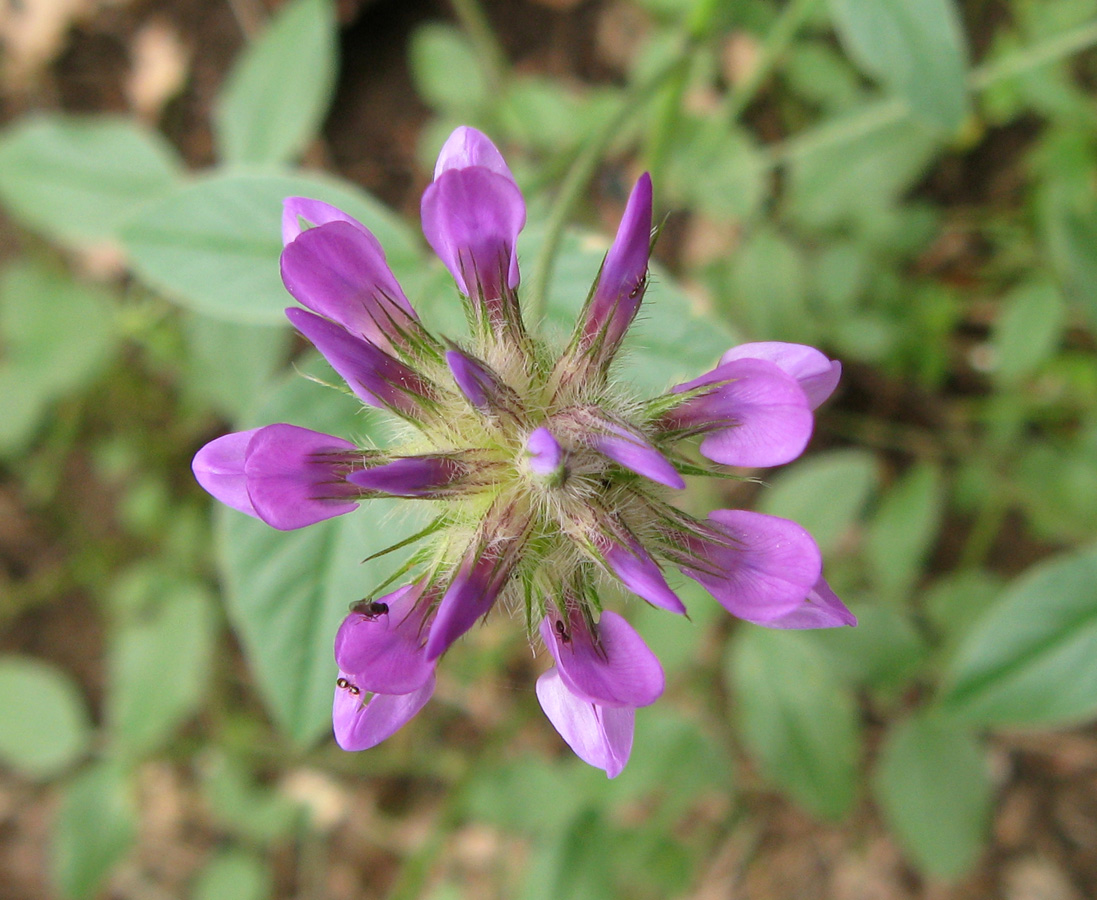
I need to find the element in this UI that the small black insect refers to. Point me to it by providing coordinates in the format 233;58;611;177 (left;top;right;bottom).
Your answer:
351;599;389;619
336;677;361;696
628;272;648;299
554;619;571;644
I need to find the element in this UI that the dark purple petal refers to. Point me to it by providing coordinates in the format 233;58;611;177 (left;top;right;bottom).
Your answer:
588;422;684;489
666;357;813;468
281;220;416;351
348;455;467;497
282;197;375;246
720;342;841;410
540;609;664;708
243;424;358;530
745;577;857;629
285;307;432;417
445;349;522;418
680;509;822;622
581;173;653;352
192;429;260;517
603;541;685;614
433;126;516;182
535;667;634;778
333;671;435;751
421;166;525;299
525;427;565;478
334;583;434;693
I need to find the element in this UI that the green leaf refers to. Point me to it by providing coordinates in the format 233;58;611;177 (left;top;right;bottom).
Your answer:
1040;185;1097;331
827;0;969;129
724;227;810;341
216;360;430;745
191;851;272;900
873;713;991;878
991;280;1066;386
0;657;91;779
866;463;943;601
199;752;301;844
52;763;136;900
0;261;118;455
728;628;860;819
121;171;421;324
940;545;1097;726
665;118;765;221
0;115;182;244
107;582;216;757
808;602;927;693
214;0;337;165
759;450;879;556
408;23;488;114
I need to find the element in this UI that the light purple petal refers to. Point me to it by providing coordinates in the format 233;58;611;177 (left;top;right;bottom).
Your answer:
281;220;416;350
445;349;519;417
540;609;664;708
681;509;822;622
282;197;377;247
589;424;684;489
285;307;430;417
333;671;435;751
421;166;525;298
582;173;653;351
668;358;813;468
334;583;434;693
433;126;515;182
425;545;516;661
604;542;685;614
192;429;260;517
243;424;358;530
536;667;634;778
348;456;466;497
745;577;857;629
720;342;841;411
525;427;564;478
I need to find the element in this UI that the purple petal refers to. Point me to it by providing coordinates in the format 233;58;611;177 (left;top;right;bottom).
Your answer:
535;667;634;778
433;126;516;182
525;426;565;478
285;307;431;417
421;166;526;298
720;342;841;411
589;423;684;489
746;577;857;629
540;609;664;708
604;541;685;614
445;349;520;417
281;220;416;351
333;671;435;751
667;358;813;468
282;197;376;246
681;509;822;622
192;429;260;517
243;424;358;530
334;583;434;693
348;455;465;497
582;173;653;351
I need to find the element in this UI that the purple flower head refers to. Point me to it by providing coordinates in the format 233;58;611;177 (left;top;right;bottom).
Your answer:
192;126;851;776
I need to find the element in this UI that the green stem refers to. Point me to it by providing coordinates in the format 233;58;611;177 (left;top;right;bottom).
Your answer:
449;0;509;95
766;18;1097;169
722;0;822;122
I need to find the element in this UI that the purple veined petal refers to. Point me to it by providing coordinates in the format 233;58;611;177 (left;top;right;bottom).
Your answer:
433;126;516;183
681;509;822;622
282;197;378;247
192;429;261;517
445;349;522;418
588;423;684;489
535;667;634;778
285;307;433;418
243;424;359;530
421;166;526;299
720;342;841;410
745;577;857;629
281;220;417;351
603;541;685;614
666;357;813;468
347;455;467;497
540;609;664;708
334;582;435;693
525;426;565;478
333;670;435;751
581;173;653;353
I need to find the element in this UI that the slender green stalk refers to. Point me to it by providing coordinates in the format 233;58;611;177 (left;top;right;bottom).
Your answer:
449;0;509;95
